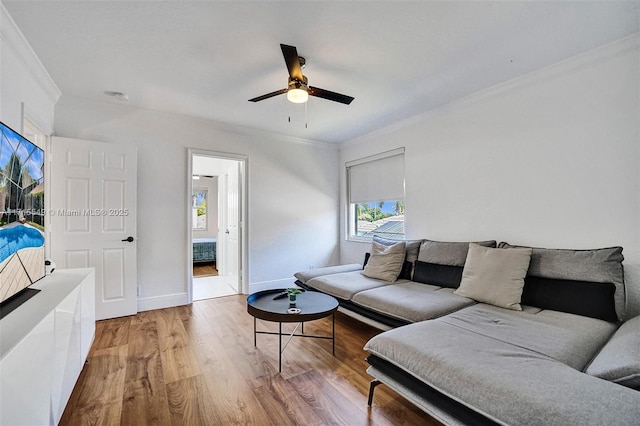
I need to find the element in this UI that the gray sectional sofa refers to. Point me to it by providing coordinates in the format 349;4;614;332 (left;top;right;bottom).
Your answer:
294;237;640;425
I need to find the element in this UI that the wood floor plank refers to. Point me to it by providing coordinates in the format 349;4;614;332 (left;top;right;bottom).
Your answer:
253;371;326;426
158;318;202;384
251;384;298;426
193;262;218;277
61;295;433;426
63;344;129;426
120;321;172;426
287;369;372;425
194;333;272;425
166;375;224;426
93;316;131;350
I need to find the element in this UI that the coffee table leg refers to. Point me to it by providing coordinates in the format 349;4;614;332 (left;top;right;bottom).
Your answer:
278;322;282;372
253;317;257;346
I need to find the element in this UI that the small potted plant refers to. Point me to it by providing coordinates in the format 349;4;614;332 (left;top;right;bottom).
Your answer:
287;288;302;305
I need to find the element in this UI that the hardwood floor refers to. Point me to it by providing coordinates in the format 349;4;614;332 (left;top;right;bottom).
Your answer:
193;262;218;277
60;295;439;426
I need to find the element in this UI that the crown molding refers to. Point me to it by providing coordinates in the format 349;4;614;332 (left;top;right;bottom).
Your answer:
62;94;339;151
342;33;640;150
1;2;61;104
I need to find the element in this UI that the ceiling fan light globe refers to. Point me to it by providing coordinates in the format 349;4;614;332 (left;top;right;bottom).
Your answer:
287;88;309;103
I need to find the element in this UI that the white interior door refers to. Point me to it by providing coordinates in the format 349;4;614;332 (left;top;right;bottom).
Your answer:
225;162;239;288
50;137;137;320
217;173;228;276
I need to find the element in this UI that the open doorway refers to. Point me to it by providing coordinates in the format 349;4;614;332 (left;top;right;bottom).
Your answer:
189;150;246;301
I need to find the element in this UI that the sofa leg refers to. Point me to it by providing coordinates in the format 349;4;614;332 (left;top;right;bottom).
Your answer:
368;379;382;407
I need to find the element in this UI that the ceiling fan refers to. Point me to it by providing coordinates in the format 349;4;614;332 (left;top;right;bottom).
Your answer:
249;44;354;105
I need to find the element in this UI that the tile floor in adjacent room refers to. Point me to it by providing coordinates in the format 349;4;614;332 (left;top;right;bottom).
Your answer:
193;274;238;300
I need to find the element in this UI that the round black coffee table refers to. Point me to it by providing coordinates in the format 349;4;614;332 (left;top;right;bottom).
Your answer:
247;289;339;372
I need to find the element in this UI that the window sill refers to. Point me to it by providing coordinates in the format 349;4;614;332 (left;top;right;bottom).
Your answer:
346;236;374;243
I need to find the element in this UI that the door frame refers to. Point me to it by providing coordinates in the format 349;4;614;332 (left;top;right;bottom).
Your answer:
187;148;248;302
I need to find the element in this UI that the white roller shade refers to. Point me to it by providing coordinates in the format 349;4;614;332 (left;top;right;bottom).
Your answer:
347;149;404;203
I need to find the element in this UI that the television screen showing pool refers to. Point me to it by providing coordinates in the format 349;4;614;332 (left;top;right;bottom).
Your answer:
0;120;45;307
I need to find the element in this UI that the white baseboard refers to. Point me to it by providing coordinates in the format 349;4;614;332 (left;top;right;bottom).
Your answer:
137;292;189;312
137;279;299;312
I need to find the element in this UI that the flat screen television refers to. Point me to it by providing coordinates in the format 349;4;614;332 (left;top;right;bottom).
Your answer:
0;120;45;318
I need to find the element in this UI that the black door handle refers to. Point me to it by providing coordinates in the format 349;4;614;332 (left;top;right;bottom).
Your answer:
122;236;134;242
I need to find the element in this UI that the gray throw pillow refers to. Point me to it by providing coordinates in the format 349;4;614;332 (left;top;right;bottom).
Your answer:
362;239;406;282
454;243;532;310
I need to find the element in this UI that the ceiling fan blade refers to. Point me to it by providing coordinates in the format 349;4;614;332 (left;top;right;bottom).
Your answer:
248;88;288;102
281;44;304;81
308;87;355;105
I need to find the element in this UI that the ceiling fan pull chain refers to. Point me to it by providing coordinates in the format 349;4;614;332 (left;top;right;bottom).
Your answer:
305;101;308;129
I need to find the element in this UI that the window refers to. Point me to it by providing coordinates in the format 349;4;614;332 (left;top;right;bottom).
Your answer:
192;189;207;230
346;148;405;241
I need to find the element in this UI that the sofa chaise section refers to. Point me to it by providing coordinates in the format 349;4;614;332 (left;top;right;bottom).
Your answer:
365;312;640;425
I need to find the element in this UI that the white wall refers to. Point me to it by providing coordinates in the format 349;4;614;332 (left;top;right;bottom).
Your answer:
54;96;340;310
0;3;59;134
340;36;640;319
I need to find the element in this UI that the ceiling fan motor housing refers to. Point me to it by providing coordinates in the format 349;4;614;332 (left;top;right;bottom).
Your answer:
288;75;308;91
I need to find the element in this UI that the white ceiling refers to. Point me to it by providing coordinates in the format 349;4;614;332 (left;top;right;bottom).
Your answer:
4;1;639;143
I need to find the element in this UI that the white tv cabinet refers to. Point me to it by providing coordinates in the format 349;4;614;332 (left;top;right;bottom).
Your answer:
0;268;95;425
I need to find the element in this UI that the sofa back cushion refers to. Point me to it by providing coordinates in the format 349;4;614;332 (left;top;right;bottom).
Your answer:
522;276;617;322
413;239;496;287
413;261;463;289
499;242;624;321
418;239;497;267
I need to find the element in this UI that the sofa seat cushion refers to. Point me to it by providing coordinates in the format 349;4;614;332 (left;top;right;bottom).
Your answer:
351;283;475;323
306;270;406;300
434;304;617;369
294;264;362;285
365;308;637;425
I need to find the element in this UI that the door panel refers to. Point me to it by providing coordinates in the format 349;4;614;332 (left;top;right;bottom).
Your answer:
65;178;91;232
226;163;239;285
102;179;126;232
102;248;125;299
51;137;137;320
65;250;90;269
